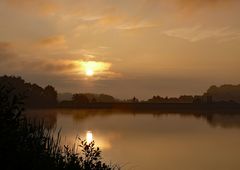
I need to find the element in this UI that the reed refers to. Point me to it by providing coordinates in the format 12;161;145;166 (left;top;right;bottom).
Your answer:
0;85;119;170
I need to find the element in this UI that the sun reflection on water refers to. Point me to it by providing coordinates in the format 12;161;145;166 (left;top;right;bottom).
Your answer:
82;130;115;150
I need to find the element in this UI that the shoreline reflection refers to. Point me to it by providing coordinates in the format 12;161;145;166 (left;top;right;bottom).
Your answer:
24;109;240;170
24;109;240;129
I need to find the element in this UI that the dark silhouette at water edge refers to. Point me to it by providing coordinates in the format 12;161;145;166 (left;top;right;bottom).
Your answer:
1;75;240;112
0;79;119;170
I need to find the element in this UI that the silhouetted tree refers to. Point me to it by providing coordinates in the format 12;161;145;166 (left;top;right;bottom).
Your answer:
179;95;194;103
148;96;166;103
0;75;58;108
43;85;57;106
98;94;116;103
193;96;202;104
132;96;139;103
206;84;240;103
72;93;89;104
126;96;139;103
91;97;97;103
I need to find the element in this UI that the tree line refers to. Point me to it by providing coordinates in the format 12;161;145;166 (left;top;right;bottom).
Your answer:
1;75;240;108
0;75;58;108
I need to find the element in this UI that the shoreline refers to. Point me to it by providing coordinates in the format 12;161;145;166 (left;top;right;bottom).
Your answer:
26;102;240;114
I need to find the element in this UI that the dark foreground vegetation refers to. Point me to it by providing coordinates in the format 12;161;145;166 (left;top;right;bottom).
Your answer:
0;85;119;170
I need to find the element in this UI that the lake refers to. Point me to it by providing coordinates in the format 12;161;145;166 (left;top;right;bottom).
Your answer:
26;109;240;170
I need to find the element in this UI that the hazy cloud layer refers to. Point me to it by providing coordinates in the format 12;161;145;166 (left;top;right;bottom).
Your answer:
178;0;237;7
164;26;240;42
4;0;58;15
37;35;68;51
0;0;240;98
148;0;238;8
0;42;16;62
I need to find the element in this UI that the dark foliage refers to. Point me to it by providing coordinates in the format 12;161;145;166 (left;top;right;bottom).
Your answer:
0;75;57;108
72;93;90;104
0;85;119;170
207;84;240;103
146;95;212;104
71;93;117;103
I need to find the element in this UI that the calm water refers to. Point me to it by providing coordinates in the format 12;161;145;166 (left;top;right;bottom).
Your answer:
26;109;240;170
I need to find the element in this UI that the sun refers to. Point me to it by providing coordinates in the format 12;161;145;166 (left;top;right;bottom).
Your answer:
79;61;111;77
86;68;94;76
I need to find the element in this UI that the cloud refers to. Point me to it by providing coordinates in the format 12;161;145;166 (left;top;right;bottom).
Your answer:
0;42;12;49
116;22;157;30
173;0;239;14
0;51;119;80
144;0;238;13
178;0;237;7
29;59;120;80
163;26;240;42
0;42;16;62
64;0;238;34
148;0;237;7
36;35;68;50
0;40;118;80
3;0;58;15
38;35;66;46
35;60;76;73
63;2;160;32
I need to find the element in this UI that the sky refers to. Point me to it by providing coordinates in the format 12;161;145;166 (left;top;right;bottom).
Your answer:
0;0;240;99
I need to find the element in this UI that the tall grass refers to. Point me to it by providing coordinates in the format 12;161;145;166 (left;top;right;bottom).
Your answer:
0;85;119;170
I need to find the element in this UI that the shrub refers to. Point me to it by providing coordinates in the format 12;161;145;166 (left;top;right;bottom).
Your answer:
0;85;119;170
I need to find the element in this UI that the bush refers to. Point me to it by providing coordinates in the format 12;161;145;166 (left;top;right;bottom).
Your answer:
0;85;119;170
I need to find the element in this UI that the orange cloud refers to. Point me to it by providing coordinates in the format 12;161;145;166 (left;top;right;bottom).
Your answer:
145;0;237;9
164;26;240;42
4;0;58;15
177;0;238;11
38;35;66;48
0;42;17;62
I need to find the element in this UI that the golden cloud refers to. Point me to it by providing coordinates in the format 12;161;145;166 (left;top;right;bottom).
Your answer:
67;60;121;80
78;61;111;75
37;35;67;49
4;0;58;15
6;58;119;80
177;0;238;11
0;42;17;62
145;0;237;10
164;26;240;42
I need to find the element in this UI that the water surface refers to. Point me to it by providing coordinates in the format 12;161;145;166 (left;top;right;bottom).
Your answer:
26;109;240;170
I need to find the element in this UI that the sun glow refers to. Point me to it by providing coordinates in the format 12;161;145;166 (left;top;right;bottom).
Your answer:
86;68;94;76
79;61;111;77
